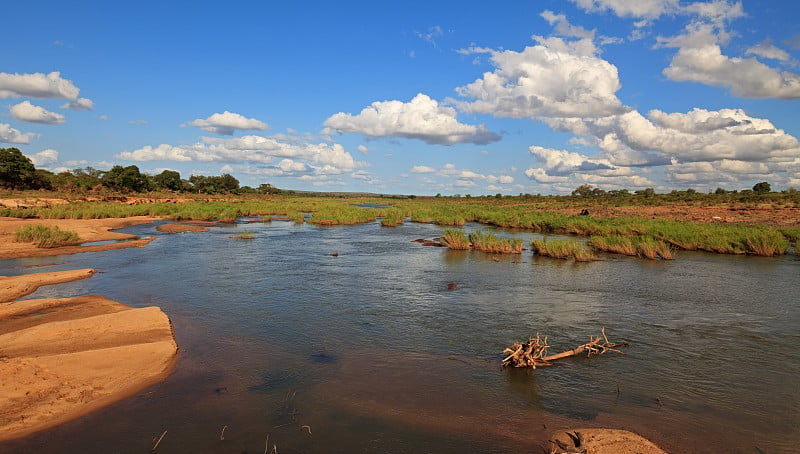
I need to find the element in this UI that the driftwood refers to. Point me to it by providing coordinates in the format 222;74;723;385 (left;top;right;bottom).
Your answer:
502;328;628;368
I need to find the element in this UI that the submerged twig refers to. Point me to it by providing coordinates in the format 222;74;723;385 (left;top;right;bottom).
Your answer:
151;430;167;452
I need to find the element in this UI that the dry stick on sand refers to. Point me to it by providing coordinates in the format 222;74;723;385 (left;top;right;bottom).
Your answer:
502;328;628;368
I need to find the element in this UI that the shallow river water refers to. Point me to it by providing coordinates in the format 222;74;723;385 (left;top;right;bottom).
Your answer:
1;218;798;453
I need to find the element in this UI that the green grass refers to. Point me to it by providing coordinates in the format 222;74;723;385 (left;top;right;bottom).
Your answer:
468;231;523;253
14;225;82;248
589;235;637;256
440;229;470;250
380;208;405;227
2;194;795;257
531;239;596;261
590;235;674;259
231;230;255;239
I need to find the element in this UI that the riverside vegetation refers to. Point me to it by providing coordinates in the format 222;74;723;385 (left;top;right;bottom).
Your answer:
14;225;82;248
1;190;798;257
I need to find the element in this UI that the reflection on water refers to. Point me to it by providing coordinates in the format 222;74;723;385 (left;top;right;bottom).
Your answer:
1;220;798;453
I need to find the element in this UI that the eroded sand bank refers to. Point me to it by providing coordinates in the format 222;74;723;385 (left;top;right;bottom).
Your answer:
0;269;178;441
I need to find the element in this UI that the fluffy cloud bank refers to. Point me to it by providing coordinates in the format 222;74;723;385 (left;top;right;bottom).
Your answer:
454;36;628;119
525;144;654;190
547;108;799;165
0;72;93;109
185;111;268;135
10;101;65;124
323;93;500;145
532;106;800;190
118;134;366;176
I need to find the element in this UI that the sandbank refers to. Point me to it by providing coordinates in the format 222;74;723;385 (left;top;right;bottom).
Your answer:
0;269;178;441
0;216;158;259
155;223;209;233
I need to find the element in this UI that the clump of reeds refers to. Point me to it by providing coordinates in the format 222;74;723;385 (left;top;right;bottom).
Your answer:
440;229;470;249
531;239;595;261
589;235;636;256
231;230;255;240
380;208;404;227
468;231;523;253
14;225;81;248
636;235;674;259
590;235;674;259
291;212;306;224
744;232;789;256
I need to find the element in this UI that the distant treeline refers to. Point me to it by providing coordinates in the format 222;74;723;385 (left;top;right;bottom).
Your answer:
0;147;282;195
1;146;797;200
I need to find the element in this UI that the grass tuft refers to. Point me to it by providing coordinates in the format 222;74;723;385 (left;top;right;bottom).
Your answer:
531;238;595;261
440;229;470;250
14;224;82;248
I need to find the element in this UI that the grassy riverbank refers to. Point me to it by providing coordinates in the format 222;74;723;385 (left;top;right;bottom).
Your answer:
1;192;797;256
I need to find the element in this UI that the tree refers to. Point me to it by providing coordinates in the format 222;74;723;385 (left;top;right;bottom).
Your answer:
152;169;182;191
188;174;239;194
752;181;771;194
258;183;282;195
635;187;656;198
572;184;595;197
0;147;37;190
217;173;240;193
102;165;150;192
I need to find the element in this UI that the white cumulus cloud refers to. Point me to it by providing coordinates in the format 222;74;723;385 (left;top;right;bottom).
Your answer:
658;20;800;99
61;97;94;110
10;101;66;124
410;165;436;173
745;40;791;62
0;123;37;144
0;71;83;100
454;36;628;119
118;134;367;176
323;93;500;145
27;149;59;167
545;108;800;166
569;0;679;20
185;111;269;135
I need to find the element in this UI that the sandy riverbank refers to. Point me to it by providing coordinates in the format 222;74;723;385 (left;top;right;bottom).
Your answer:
0;269;178;441
0;216;158;259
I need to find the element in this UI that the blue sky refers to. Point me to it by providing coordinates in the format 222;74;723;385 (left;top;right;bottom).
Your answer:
2;0;799;195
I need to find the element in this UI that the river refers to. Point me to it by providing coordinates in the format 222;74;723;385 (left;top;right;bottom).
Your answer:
1;218;798;453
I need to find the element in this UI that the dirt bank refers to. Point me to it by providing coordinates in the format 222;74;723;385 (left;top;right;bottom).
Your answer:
0;269;178;441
